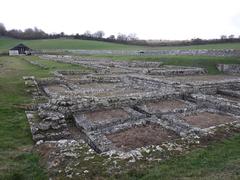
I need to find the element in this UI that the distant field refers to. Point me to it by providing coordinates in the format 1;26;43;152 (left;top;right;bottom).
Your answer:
0;38;142;52
1;37;240;52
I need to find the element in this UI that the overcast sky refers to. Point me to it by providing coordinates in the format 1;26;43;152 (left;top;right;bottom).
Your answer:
1;0;240;40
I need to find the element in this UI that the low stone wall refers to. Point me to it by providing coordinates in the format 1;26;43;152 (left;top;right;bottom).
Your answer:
26;111;71;141
23;57;240;156
23;76;71;142
217;64;240;74
147;67;206;76
67;49;240;57
41;90;179;116
40;55;207;77
218;89;240;98
187;94;240;116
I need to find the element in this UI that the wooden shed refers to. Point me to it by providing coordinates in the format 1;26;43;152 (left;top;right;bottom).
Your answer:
9;43;32;56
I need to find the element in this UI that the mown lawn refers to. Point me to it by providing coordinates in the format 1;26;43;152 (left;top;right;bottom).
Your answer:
0;55;240;180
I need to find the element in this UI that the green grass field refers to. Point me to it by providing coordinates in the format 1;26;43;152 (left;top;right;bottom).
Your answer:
1;37;240;52
0;37;142;52
0;56;89;179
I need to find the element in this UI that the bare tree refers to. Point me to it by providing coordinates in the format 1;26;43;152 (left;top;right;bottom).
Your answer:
229;34;235;39
220;35;227;40
127;33;138;41
0;23;6;36
83;30;92;37
92;30;105;38
7;29;23;39
75;33;80;39
23;27;47;39
33;27;47;38
60;32;65;37
107;35;115;40
117;33;128;41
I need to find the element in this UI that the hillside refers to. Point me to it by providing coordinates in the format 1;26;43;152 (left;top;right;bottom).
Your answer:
1;37;240;52
0;37;143;52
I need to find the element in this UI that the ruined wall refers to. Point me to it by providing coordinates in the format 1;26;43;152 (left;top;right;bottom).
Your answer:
217;64;240;74
23;56;240;155
67;49;240;57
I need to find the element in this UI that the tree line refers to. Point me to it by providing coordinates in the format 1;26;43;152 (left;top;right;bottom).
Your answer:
1;22;240;47
0;23;138;41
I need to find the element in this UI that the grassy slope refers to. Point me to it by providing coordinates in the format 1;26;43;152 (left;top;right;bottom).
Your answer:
1;37;240;52
0;56;89;179
0;37;142;52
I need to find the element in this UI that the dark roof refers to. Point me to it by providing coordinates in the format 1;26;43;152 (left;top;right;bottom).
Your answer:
10;43;31;51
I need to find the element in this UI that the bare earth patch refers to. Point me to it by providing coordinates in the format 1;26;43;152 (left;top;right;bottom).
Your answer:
73;83;116;96
95;89;143;97
106;124;179;151
183;112;236;128
78;83;114;89
83;109;130;123
140;100;186;113
45;85;69;94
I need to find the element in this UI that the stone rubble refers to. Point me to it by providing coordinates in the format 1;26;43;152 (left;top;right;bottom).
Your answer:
217;64;240;74
51;49;240;57
22;55;240;178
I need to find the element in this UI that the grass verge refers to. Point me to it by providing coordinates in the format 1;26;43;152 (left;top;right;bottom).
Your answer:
121;134;240;180
0;56;89;179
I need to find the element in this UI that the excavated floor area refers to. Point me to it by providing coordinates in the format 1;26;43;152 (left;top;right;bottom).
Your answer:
138;100;187;113
81;109;130;123
182;112;236;128
106;124;179;151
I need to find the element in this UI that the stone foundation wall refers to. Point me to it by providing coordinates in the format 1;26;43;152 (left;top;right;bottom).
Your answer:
23;58;240;155
39;55;207;76
66;49;240;57
217;64;240;74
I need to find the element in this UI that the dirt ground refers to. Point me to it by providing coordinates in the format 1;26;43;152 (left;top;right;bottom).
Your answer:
95;88;143;97
45;85;69;94
140;100;186;113
106;124;179;151
83;109;130;123
79;83;113;90
183;112;237;128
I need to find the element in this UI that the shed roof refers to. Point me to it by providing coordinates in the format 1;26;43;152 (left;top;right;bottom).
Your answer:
10;43;31;51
